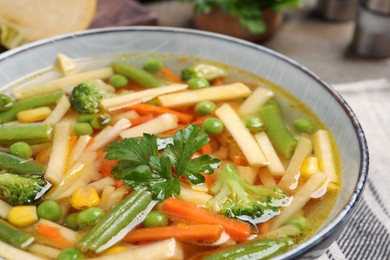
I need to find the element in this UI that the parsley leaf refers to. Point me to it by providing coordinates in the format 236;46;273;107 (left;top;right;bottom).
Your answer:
103;124;221;201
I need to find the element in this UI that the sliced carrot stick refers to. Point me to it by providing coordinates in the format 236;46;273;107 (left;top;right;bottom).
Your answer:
124;224;223;243
232;154;249;166
159;124;186;136
159;67;184;83
258;220;271;235
127;104;194;124
35;222;76;248
202;173;215;188
161;198;252;241
211;78;224;86
201;142;212;154
97;151;117;178
130;114;154;126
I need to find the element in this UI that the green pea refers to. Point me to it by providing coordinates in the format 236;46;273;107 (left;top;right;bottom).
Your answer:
143;58;164;72
188;77;210;90
76;207;104;229
74;123;93;136
37;200;63;222
64;213;79;230
90;114;111;129
293;118;314;133
143;211;169;227
203;118;224;135
9;142;32;159
56;248;84;260
109;74;128;88
195;101;216;116
243;115;265;132
0;94;13;112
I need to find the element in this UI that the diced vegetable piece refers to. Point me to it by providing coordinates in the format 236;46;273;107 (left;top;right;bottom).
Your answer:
312;130;338;184
9;142;32;159
0;240;45;260
17;106;52;123
57;54;77;76
99;186;116;212
35;219;78;249
205;237;294;260
300;156;319;178
124;224;223;243
158;83;251;108
161;198;252;241
120;113;178;139
37;200;63;222
45;122;72;185
13;68;113;99
44;95;71;124
88;177;116;193
70;186;101;210
7;205;38;227
260;100;297;159
0;123;54;145
28;244;61;259
99;186;127;213
0;92;63;123
255;132;285;176
101;84;187;112
77;190;154;253
215;103;267;167
239;87;274;116
87;238;183;260
101;245;129;256
177;186;212;207
0;200;12;218
0;218;35;248
279;135;313;192
112;62;165;88
270;171;327;230
0;152;46;174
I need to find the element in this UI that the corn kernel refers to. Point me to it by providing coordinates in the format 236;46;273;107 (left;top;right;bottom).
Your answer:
300;156;319;178
70;186;100;210
102;245;129;255
8;205;38;227
17;107;52;123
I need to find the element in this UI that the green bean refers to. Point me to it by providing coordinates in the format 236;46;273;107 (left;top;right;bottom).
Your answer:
293;118;314;133
0;94;13;112
0;151;46;175
0;218;34;249
76;190;153;253
9;142;32;159
112;62;165;89
205;237;294;260
0;92;63;123
76;208;104;229
37;200;63;222
0;123;54;145
260;100;297;159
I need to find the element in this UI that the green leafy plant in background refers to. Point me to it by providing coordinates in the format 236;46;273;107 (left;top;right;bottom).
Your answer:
179;0;303;33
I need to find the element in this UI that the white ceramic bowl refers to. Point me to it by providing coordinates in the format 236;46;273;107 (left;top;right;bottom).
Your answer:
0;27;368;259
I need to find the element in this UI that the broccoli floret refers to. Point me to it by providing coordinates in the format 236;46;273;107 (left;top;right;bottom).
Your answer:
207;164;290;225
181;64;227;81
0;172;51;205
70;82;103;114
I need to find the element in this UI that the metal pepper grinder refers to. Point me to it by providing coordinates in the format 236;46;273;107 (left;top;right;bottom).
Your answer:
352;0;390;58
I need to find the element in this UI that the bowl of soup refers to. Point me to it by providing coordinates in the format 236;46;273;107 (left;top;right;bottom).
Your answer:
0;27;368;260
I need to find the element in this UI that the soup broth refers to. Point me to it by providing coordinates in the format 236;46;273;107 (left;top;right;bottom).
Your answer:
0;53;341;260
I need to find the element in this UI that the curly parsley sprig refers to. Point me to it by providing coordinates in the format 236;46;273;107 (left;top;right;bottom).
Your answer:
104;124;221;201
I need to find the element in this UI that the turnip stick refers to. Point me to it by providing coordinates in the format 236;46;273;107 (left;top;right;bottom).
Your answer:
158;83;252;108
44;95;71;124
258;168;277;188
240;87;274;116
215;103;267;167
270;171;327;230
278;135;313;192
255;132;285;176
0;241;45;260
69;135;92;164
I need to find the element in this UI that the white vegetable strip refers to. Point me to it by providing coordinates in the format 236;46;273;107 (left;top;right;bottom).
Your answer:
56;53;77;76
237;166;258;185
44;94;71;124
0;241;45;260
215;103;267;167
0;200;12;218
69;135;92;164
87;118;131;151
111;110;139;123
270;171;327;230
278;135;313;192
239;87;274;116
28;243;61;259
88;177;116;193
158;83;252;107
101;84;187;111
258;168;277;188
255;132;285;176
45;122;72;185
312;129;338;184
120;113;178;139
178;186;212;207
13;67;114;99
99;186;116;212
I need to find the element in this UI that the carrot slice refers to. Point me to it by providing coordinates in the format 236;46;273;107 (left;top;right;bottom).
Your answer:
161;198;252;241
127;104;194;124
35;222;75;248
159;67;184;83
130;114;154;126
124;224;223;243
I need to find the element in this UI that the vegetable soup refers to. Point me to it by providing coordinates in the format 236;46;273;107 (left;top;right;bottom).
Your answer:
0;53;341;260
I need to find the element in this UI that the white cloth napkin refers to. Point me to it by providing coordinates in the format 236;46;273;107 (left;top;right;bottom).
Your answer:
319;79;390;260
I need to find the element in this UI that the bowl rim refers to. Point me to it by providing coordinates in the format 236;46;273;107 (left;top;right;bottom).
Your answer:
0;26;369;259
